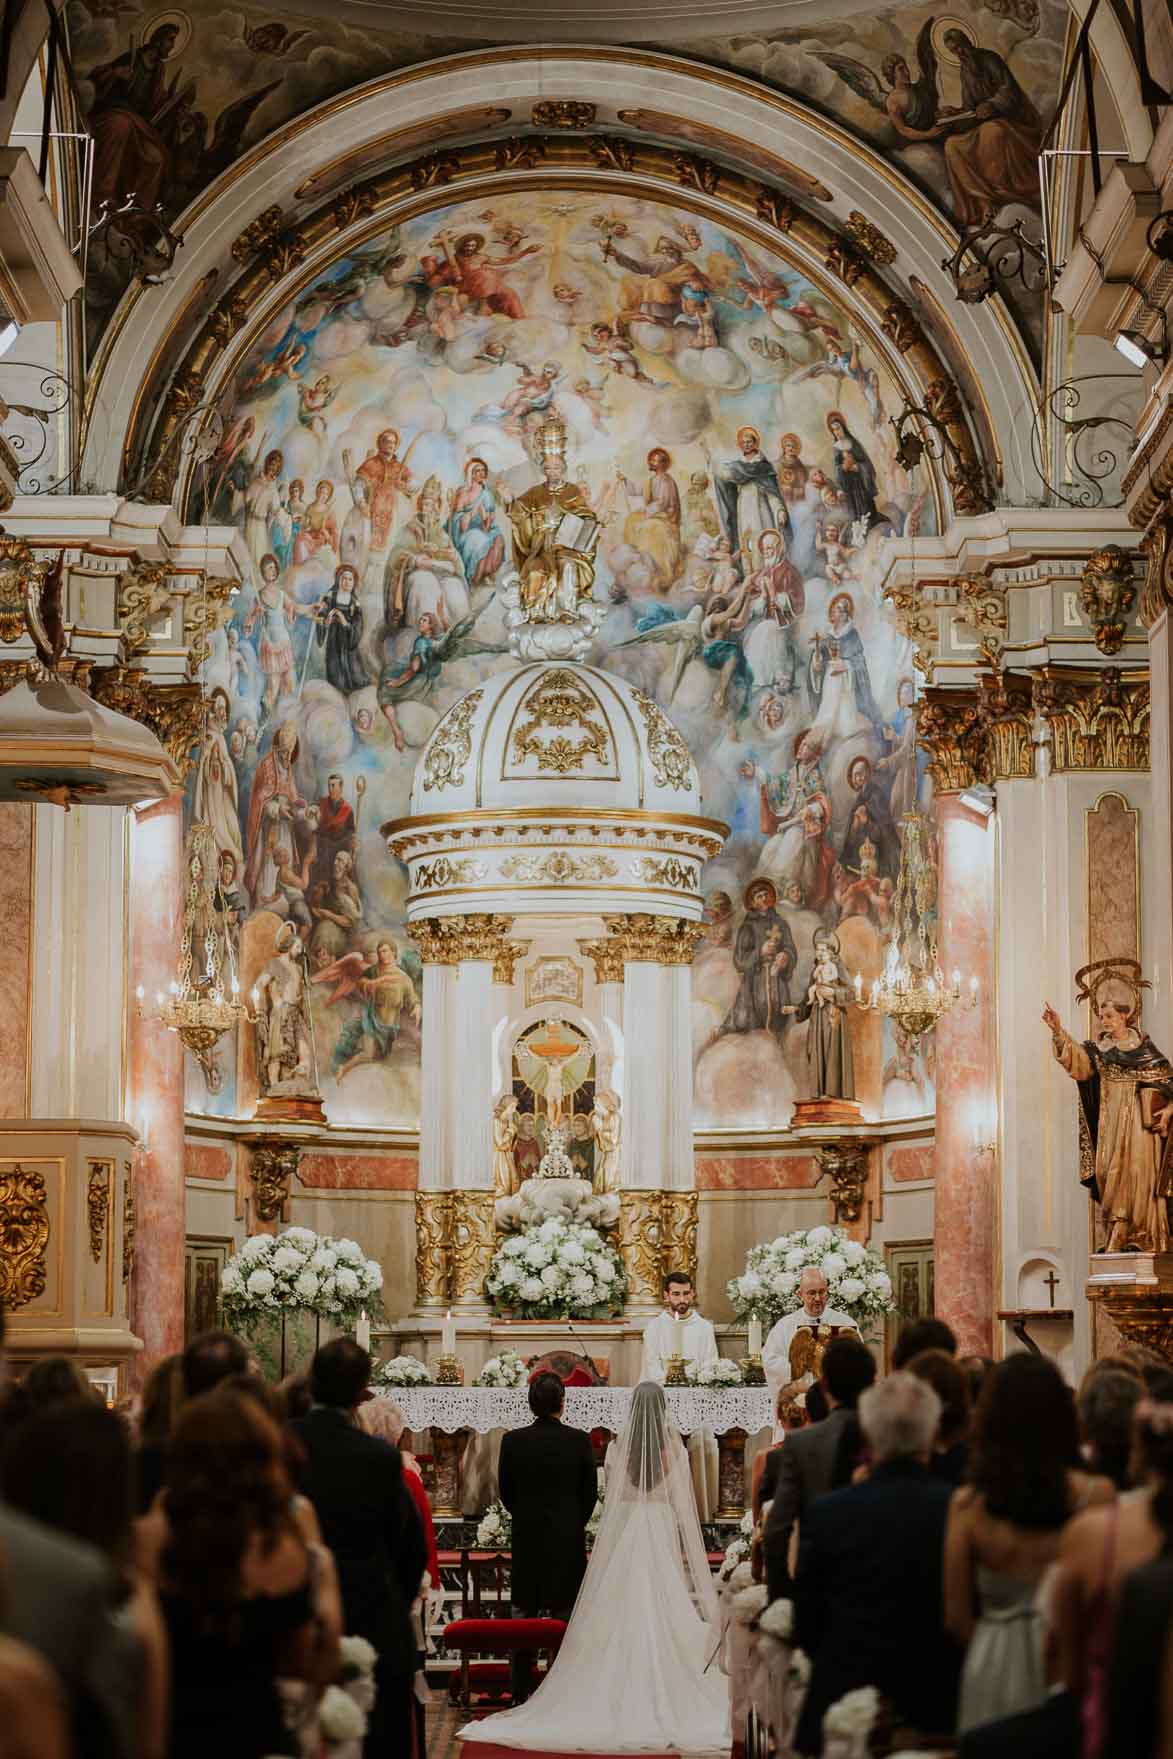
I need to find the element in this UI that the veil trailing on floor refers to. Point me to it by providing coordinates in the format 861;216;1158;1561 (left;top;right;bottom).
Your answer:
461;1382;729;1754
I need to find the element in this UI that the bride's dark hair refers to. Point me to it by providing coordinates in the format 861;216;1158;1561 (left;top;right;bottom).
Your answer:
627;1381;669;1491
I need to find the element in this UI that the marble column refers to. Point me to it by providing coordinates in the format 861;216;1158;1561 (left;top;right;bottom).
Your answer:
127;795;185;1372
620;961;694;1191
933;795;997;1356
452;958;496;1191
417;962;455;1192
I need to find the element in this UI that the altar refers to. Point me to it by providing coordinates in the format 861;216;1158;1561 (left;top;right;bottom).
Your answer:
381;1385;771;1521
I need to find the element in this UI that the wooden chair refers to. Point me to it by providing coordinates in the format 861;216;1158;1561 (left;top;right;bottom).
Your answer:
444;1616;567;1711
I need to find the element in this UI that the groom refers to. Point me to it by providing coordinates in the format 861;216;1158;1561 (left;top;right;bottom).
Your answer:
499;1370;598;1701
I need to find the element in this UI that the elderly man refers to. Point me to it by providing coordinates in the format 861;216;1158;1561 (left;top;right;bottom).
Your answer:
790;1374;962;1755
762;1267;858;1402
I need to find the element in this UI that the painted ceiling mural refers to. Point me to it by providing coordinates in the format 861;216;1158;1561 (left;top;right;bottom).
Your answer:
184;189;936;1133
65;0;1067;351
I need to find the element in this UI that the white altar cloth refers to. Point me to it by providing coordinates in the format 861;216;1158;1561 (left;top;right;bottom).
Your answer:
378;1385;772;1436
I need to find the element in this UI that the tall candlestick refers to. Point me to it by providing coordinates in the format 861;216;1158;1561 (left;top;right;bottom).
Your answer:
355;1310;371;1352
748;1313;763;1357
442;1309;456;1356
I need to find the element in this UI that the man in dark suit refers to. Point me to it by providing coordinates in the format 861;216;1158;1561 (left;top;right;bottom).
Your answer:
293;1338;426;1756
791;1372;961;1755
136;1328;248;1513
764;1333;876;1600
499;1370;597;1701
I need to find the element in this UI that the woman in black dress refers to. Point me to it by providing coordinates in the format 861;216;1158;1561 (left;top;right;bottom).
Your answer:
316;563;367;695
826;411;880;534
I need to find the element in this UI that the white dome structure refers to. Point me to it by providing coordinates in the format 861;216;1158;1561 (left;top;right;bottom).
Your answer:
384;662;726;922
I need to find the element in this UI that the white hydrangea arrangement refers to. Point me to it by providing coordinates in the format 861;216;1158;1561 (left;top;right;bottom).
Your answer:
477;1500;512;1550
372;1355;433;1388
823;1685;881;1759
717;1509;755;1585
476;1349;529;1388
486;1216;627;1319
317;1682;368;1754
685;1357;744;1387
219;1227;383;1325
727;1225;895;1334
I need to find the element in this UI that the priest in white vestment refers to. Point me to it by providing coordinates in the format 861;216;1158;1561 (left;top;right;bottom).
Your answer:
763;1266;858;1408
641;1273;720;1518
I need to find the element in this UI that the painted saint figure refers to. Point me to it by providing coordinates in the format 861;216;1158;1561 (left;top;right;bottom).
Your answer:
315;564;367;695
503;417;599;623
711;428;789;567
329;941;421;1081
620;448;683;590
448;458;505;587
794;929;856;1100
253;922;320;1099
714;878;797;1040
492;1094;521;1197
826;413;880;536
1043;966;1173;1253
243;555;321;715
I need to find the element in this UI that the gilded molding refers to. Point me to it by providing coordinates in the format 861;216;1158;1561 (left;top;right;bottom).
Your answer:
492;940;530;985
577;936;626;985
331;186;377;231
449;1190;496;1303
415;1191;452;1306
248;1140;300;1225
883;580;938;677
510;670;610;775
414;855;488;890
674;152;720;195
952;573;1007;664
816;1142;870;1224
531;100;596;129
633;856;698;890
115;562;173;656
498;851;619;884
122;1172;136;1284
632;688;694;791
844;211;896;265
208;292;251;348
1034;667;1149;774
600;912;706;965
0;1163;49;1309
129;138;991;517
86;1159;110;1264
1080;546;1138;657
1140;512;1172;630
408;912;516;964
420;689;483;794
494;137;547;171
89;665;204;778
185;575;239;678
616;1189;698;1302
916;687;988;793
880;298;923;353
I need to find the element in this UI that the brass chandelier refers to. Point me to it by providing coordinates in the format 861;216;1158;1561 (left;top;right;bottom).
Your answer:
855;811;977;1042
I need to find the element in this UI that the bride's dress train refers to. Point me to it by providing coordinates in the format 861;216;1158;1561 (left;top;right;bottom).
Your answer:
460;1384;730;1755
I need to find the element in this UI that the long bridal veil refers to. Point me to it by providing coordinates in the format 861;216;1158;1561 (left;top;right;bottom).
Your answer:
462;1382;730;1754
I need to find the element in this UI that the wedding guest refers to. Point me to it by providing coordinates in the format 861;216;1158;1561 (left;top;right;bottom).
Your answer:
137;1333;247;1516
1050;1380;1173;1757
946;1353;1114;1738
1077;1368;1145;1490
156;1386;338;1759
1101;1550;1173;1759
960;1354;996;1410
906;1348;972;1486
752;1380;809;1519
21;1356;95;1412
4;1401;169;1759
135;1353;184;1514
892;1316;957;1369
292;1339;425;1756
358;1397;440;1592
182;1329;249;1400
499;1371;597;1702
792;1373;961;1753
279;1372;313;1422
764;1334;876;1600
0;1622;69;1759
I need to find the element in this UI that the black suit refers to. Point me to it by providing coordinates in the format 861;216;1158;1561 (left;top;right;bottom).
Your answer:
292;1406;426;1753
499;1415;597;1614
764;1405;856;1601
791;1459;961;1755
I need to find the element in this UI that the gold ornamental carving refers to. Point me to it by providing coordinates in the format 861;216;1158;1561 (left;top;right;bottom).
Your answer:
816;1142;871;1225
600;912;705;966
1139;513;1173;630
408;913;516;965
86;1159;111;1264
449;1191;496;1304
1079;546;1138;657
824;242;865;287
208;293;251;348
532;100;596;129
231;205;306;280
616;1189;698;1302
952;574;1007;664
754;187;795;232
415;1191;453;1306
248;1141;300;1225
89;665;204;779
844;211;897;265
185;575;238;677
414;855;488;891
122;1173;136;1284
509;670;610;775
588;136;635;173
0;1164;49;1309
883;581;938;678
1088;1281;1173;1364
421;689;482;793
633;856;698;891
498;851;619;884
0;532;47;644
577;936;626;985
916;688;988;793
674;153;720;195
659;1190;698;1283
494;137;546;171
331;186;376;231
492;940;530;985
632;688;693;791
880;299;923;353
409;151;461;190
977;666;1034;782
116;563;174;656
1034;667;1149;773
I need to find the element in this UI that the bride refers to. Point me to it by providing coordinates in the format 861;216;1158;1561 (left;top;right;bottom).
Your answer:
461;1382;730;1753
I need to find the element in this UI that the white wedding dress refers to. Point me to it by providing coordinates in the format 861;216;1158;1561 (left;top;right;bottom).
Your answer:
460;1383;730;1754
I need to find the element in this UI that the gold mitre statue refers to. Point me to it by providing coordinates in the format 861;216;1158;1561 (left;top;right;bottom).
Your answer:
508;413;599;623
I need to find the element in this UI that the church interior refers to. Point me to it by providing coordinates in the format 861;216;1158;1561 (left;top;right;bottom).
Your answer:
0;0;1171;1751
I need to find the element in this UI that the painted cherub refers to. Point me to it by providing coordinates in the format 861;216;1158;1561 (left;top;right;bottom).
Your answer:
815;519;859;584
297;374;337;441
581;321;664;388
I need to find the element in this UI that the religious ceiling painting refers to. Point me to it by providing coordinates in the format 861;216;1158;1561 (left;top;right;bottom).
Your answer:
182;188;936;1130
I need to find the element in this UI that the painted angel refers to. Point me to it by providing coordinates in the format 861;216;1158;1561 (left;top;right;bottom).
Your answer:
817;18;941;144
376;597;505;752
726;238;827;333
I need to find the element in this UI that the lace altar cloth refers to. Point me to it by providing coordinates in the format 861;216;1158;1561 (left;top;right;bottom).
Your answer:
377;1385;772;1436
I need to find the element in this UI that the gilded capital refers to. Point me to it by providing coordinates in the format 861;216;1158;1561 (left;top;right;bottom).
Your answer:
600;913;706;966
1033;666;1149;773
578;936;626;985
408;913;517;965
493;940;530;985
915;688;988;794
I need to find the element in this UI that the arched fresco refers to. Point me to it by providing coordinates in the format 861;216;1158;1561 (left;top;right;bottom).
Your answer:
186;189;936;1130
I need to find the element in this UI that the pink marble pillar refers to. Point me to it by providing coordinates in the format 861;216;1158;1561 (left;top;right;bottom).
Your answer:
933;795;996;1356
127;794;186;1375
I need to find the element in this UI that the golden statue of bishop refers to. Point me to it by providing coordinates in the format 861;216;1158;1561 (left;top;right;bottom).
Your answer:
504;415;600;624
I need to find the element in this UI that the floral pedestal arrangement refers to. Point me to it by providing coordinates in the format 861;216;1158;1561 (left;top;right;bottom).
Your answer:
486;1216;627;1322
727;1224;895;1340
220;1227;384;1376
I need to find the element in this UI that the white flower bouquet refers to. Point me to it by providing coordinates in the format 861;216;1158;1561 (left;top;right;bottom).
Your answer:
726;1225;895;1334
318;1681;367;1752
685;1357;744;1387
372;1354;433;1388
486;1216;627;1319
823;1684;881;1757
219;1227;383;1325
338;1634;377;1714
759;1598;794;1643
732;1583;770;1626
477;1500;512;1550
476;1349;529;1388
718;1513;754;1584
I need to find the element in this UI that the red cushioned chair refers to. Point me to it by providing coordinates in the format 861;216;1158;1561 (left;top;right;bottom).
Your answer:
444;1616;567;1712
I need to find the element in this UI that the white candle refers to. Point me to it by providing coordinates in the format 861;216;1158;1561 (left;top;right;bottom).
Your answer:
442;1308;456;1356
748;1313;763;1357
356;1310;371;1352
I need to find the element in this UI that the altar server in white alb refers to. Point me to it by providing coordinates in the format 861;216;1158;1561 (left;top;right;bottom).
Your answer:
762;1266;858;1404
641;1271;720;1516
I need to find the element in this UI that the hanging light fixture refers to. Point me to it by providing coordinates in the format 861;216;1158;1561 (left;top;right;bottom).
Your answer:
854;812;978;1042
